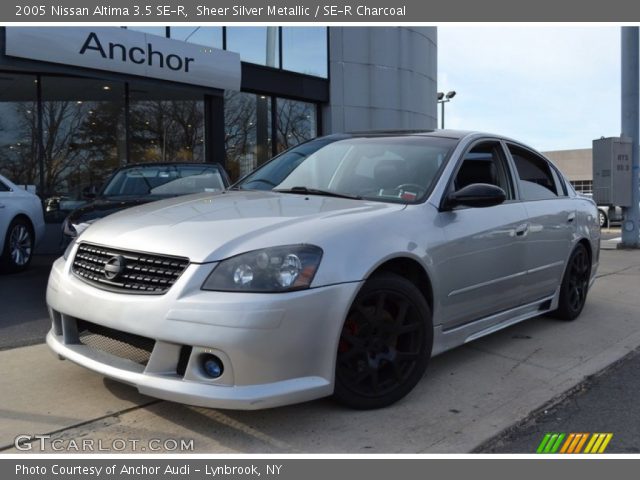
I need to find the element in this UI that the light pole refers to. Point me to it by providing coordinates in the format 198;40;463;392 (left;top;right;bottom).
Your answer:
620;27;640;248
437;91;456;129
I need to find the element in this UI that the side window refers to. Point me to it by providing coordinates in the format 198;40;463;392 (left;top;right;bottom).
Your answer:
453;141;515;200
508;144;558;200
0;180;11;192
550;167;568;197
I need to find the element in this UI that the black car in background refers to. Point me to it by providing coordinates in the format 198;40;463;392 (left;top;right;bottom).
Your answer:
62;162;230;244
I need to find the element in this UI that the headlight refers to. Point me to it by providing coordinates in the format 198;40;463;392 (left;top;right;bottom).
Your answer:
202;245;323;293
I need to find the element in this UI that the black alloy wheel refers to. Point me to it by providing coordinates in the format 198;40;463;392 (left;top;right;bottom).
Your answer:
553;243;591;321
334;272;432;409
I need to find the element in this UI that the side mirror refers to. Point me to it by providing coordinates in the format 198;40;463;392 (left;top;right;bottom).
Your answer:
444;183;506;210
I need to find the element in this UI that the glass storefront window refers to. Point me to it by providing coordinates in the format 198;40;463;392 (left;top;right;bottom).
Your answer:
41;77;126;221
226;27;280;68
282;27;328;78
129;85;205;165
125;26;167;38
0;73;38;192
224;91;272;181
276;98;317;153
169;26;223;49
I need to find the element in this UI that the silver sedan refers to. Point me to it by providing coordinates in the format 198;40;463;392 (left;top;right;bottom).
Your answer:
46;130;599;410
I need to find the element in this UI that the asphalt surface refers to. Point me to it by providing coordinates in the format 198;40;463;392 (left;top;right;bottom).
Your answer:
480;347;640;453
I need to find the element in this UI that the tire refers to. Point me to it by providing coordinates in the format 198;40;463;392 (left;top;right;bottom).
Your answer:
598;210;608;229
552;243;591;321
333;272;433;409
0;217;34;273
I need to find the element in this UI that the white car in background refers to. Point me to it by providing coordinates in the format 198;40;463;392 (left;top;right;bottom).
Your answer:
0;174;45;272
580;193;623;228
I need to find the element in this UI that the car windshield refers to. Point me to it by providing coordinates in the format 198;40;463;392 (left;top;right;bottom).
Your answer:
234;136;457;204
102;165;225;197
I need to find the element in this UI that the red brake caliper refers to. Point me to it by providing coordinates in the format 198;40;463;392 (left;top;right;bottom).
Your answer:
338;318;359;353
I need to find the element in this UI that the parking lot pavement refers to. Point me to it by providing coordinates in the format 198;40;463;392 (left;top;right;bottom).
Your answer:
1;248;640;453
480;347;640;453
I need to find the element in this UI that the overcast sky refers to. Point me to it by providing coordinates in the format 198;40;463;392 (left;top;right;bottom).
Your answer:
438;27;621;152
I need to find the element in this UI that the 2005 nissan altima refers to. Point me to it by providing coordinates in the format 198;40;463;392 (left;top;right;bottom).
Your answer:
46;130;600;410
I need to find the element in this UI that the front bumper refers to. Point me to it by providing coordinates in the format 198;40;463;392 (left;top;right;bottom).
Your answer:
46;256;361;409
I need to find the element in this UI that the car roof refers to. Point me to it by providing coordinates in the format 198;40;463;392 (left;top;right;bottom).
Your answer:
118;162;223;169
326;129;541;152
331;129;508;141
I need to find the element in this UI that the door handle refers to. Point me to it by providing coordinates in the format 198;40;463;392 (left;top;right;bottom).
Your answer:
0;203;5;209
567;212;576;223
515;223;529;236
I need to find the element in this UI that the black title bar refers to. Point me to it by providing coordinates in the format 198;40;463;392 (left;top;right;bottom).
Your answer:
5;0;640;22
5;458;640;480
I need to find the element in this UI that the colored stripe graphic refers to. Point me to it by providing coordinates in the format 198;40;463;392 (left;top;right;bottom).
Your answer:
567;433;585;453
584;433;599;453
598;433;613;453
549;433;565;453
559;433;575;453
537;433;565;453
544;434;559;453
536;433;552;453
538;433;613;454
584;433;614;454
574;433;589;453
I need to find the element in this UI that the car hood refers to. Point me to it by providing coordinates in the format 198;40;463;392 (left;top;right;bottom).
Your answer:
68;196;166;224
79;190;406;263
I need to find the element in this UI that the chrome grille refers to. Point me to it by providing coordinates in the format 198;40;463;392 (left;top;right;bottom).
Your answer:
77;320;154;366
72;242;189;294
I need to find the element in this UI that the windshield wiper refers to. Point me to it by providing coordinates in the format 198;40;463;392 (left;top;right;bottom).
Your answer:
233;178;277;190
274;186;362;200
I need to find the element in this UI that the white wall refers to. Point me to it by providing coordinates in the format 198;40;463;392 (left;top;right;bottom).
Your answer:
323;27;437;133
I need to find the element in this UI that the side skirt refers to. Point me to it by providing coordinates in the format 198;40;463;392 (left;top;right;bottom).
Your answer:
432;292;558;357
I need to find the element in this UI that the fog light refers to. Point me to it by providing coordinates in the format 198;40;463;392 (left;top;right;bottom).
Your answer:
201;354;224;379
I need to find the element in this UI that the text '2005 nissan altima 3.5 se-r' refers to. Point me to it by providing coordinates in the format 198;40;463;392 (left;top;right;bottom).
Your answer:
46;130;600;410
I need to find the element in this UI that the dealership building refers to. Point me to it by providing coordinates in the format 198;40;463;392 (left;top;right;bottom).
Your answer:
543;148;593;194
0;26;437;218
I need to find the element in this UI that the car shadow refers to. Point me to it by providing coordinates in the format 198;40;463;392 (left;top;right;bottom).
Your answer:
0;254;58;350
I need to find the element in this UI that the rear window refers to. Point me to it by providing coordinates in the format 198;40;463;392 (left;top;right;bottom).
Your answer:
103;165;225;197
508;144;559;201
